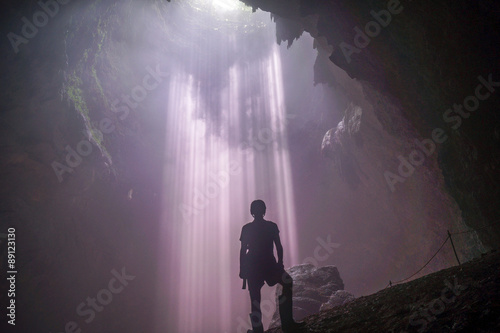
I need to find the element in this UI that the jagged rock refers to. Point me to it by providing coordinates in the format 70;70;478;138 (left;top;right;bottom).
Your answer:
269;264;351;328
321;102;363;155
321;102;364;188
319;290;356;312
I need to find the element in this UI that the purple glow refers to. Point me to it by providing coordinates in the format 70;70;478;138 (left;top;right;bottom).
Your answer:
155;9;299;332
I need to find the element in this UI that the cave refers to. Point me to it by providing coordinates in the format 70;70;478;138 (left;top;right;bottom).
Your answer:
0;0;499;332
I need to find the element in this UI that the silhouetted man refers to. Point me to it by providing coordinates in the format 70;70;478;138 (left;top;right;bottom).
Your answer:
239;200;305;333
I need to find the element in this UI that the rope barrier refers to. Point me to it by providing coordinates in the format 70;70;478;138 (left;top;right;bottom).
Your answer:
384;235;450;289
382;221;499;289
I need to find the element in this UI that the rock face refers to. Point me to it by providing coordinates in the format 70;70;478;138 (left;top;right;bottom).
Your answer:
242;0;500;257
267;251;500;333
242;0;499;299
269;264;354;328
321;103;363;188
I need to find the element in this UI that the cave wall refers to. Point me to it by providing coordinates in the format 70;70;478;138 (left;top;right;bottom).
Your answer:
0;1;167;332
276;34;485;299
238;0;500;298
242;0;500;250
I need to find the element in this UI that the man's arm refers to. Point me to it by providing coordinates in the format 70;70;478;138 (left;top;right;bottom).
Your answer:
239;242;247;279
274;232;283;265
240;243;247;265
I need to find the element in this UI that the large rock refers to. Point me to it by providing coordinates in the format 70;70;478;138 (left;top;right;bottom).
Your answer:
269;264;354;328
319;290;356;312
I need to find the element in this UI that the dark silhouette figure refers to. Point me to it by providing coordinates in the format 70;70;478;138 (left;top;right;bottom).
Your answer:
239;200;305;333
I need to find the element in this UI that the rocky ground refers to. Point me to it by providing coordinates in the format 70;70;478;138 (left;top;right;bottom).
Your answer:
267;250;500;333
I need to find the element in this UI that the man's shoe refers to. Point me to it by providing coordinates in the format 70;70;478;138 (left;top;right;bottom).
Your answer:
282;320;306;332
249;313;264;333
279;294;306;332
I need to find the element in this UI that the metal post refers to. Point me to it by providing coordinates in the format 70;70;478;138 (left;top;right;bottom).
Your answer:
447;230;461;266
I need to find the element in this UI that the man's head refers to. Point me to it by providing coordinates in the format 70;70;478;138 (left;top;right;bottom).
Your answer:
250;199;266;218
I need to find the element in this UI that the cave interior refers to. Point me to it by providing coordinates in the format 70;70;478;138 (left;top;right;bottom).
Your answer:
0;0;499;332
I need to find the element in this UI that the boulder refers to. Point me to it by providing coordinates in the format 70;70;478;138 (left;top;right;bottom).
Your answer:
269;264;354;328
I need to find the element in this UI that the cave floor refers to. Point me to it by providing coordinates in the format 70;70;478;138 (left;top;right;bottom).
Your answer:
267;250;500;333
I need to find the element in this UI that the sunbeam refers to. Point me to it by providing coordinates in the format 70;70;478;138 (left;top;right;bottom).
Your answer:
155;7;299;333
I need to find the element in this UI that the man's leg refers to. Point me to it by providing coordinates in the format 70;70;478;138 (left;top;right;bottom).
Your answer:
278;270;305;332
248;279;264;333
279;270;293;301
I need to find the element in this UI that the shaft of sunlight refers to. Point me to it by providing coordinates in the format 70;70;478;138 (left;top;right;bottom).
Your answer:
155;8;299;333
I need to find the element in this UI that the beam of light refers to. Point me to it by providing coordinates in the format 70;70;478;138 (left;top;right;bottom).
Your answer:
211;0;242;12
188;0;249;14
154;10;299;333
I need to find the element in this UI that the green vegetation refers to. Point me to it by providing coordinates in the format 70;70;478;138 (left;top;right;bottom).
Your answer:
63;4;112;162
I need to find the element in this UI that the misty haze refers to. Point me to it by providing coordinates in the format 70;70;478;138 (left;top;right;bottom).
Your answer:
0;1;499;333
